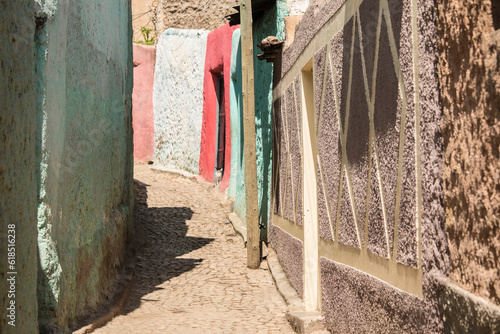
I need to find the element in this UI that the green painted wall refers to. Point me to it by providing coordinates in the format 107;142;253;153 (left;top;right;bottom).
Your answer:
229;3;287;237
35;1;134;331
0;1;39;332
253;2;287;240
229;29;246;221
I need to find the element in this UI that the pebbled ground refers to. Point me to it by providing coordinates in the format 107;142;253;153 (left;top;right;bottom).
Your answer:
86;164;294;334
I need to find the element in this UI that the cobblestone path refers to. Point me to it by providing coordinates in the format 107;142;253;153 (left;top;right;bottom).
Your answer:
91;164;295;334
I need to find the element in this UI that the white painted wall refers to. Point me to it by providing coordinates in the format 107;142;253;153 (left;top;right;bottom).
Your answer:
153;28;209;174
287;0;310;16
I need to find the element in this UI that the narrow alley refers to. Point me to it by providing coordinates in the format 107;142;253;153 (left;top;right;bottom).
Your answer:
80;165;295;333
2;1;499;333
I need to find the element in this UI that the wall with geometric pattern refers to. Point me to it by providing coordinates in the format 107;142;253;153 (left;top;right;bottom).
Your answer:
270;0;449;331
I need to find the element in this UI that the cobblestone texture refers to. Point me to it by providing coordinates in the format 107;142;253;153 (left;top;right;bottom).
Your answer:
90;164;294;333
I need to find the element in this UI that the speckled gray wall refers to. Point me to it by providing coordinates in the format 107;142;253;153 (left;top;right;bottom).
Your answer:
271;0;449;332
0;1;39;332
310;0;420;266
269;226;304;298
270;71;304;296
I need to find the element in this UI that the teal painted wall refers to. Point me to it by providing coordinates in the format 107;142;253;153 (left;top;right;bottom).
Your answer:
229;29;246;221
0;2;39;332
229;4;287;236
253;2;287;240
35;1;134;331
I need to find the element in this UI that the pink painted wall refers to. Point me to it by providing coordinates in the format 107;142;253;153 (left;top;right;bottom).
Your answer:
132;43;155;163
199;23;239;189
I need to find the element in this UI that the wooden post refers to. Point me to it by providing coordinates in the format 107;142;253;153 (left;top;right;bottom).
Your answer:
240;0;260;269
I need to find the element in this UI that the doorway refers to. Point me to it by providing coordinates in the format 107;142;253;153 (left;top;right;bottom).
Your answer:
215;74;226;183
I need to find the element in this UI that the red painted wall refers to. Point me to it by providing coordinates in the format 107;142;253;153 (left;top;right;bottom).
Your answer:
132;43;155;163
199;23;239;189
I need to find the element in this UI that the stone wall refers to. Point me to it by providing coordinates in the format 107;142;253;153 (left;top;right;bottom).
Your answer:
153;29;209;175
437;0;500;306
132;0;155;43
156;0;238;34
0;1;39;332
35;1;134;331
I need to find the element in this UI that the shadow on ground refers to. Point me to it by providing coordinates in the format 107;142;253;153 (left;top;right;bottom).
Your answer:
122;180;214;314
73;179;213;332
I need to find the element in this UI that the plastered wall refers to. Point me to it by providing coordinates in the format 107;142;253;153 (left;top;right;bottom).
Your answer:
153;28;209;175
253;2;288;240
133;44;155;163
287;0;310;16
0;1;39;332
229;29;246;220
229;3;288;231
199;23;238;189
437;0;500;306
35;1;134;331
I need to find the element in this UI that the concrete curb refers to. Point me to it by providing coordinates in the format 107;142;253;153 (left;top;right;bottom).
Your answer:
267;248;302;311
228;212;247;243
267;248;329;334
440;278;500;333
150;165;197;179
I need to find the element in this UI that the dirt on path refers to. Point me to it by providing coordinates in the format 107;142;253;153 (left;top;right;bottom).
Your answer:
83;164;294;334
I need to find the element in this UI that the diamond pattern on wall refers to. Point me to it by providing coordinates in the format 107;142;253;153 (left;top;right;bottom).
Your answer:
272;0;423;295
273;76;303;227
313;0;419;267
